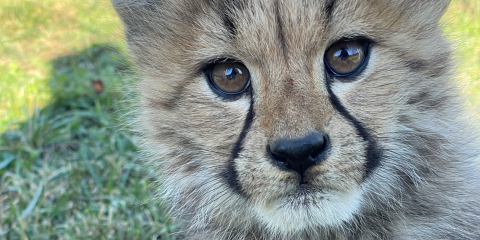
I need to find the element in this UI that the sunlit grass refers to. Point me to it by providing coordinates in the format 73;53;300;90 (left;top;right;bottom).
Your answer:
0;0;124;131
443;0;480;111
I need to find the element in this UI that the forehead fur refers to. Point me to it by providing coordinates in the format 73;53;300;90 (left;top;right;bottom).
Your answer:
113;0;450;74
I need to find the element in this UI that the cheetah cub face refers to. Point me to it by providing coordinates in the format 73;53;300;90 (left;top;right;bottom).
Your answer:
114;0;480;239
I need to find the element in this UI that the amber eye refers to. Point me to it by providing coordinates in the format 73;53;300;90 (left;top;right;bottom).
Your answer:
324;40;368;77
207;61;250;95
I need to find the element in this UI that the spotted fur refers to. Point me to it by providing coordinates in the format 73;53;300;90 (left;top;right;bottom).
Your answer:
113;0;480;239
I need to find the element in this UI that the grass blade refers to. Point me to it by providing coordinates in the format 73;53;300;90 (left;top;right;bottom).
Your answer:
22;183;43;217
0;152;15;170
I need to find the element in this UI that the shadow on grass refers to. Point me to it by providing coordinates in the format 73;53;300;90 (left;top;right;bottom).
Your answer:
0;44;176;240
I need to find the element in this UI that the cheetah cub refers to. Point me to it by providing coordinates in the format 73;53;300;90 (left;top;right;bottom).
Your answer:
113;0;480;239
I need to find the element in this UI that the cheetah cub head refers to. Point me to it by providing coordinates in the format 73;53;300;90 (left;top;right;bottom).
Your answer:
113;0;473;238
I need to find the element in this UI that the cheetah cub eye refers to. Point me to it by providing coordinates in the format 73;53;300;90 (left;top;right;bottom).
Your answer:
324;39;370;78
205;60;251;97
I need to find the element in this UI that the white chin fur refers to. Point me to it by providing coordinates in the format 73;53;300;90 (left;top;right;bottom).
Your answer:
253;188;361;233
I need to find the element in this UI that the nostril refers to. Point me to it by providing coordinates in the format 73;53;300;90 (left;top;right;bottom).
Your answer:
274;154;287;164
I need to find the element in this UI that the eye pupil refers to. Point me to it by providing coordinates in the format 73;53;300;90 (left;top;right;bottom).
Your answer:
336;49;349;59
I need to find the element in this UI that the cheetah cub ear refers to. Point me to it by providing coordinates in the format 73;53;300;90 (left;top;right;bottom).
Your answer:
113;0;480;239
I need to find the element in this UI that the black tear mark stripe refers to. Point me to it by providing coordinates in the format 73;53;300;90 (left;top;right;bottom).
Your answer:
326;77;382;176
222;91;254;195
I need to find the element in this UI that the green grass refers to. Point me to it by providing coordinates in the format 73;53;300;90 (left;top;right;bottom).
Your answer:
0;0;177;239
0;0;479;239
0;45;177;239
0;0;123;131
443;0;480;110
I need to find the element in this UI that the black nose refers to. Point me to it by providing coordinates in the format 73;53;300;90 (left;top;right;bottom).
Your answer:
268;132;328;178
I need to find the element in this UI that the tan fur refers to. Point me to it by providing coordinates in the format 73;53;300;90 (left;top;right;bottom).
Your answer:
113;0;480;239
